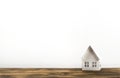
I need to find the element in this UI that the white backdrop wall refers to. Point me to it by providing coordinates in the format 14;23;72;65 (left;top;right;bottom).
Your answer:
0;0;120;68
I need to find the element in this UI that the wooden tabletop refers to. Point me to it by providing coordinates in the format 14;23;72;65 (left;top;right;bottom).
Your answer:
0;68;120;78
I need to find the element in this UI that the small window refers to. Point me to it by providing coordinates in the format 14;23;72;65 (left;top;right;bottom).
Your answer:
84;62;89;67
92;62;97;67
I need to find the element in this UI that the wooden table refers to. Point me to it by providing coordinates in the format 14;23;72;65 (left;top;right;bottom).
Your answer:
0;68;120;78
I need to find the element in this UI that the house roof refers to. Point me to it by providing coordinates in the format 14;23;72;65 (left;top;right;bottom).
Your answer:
83;45;100;60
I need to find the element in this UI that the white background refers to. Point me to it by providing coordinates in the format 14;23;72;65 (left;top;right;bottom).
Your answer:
0;0;120;68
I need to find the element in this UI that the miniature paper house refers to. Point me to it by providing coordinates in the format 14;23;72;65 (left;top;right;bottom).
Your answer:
82;46;101;71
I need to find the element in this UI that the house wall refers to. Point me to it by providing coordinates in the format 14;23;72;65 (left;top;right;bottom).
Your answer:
82;59;101;71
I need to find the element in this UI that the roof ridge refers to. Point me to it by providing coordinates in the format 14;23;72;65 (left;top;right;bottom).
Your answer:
82;45;100;60
88;45;100;60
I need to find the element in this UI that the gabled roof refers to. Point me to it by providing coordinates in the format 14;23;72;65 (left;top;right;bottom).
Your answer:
83;45;100;60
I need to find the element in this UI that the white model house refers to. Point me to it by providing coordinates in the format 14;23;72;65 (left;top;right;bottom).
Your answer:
82;46;101;71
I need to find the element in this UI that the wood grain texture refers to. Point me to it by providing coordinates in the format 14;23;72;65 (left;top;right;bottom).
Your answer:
0;68;120;78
